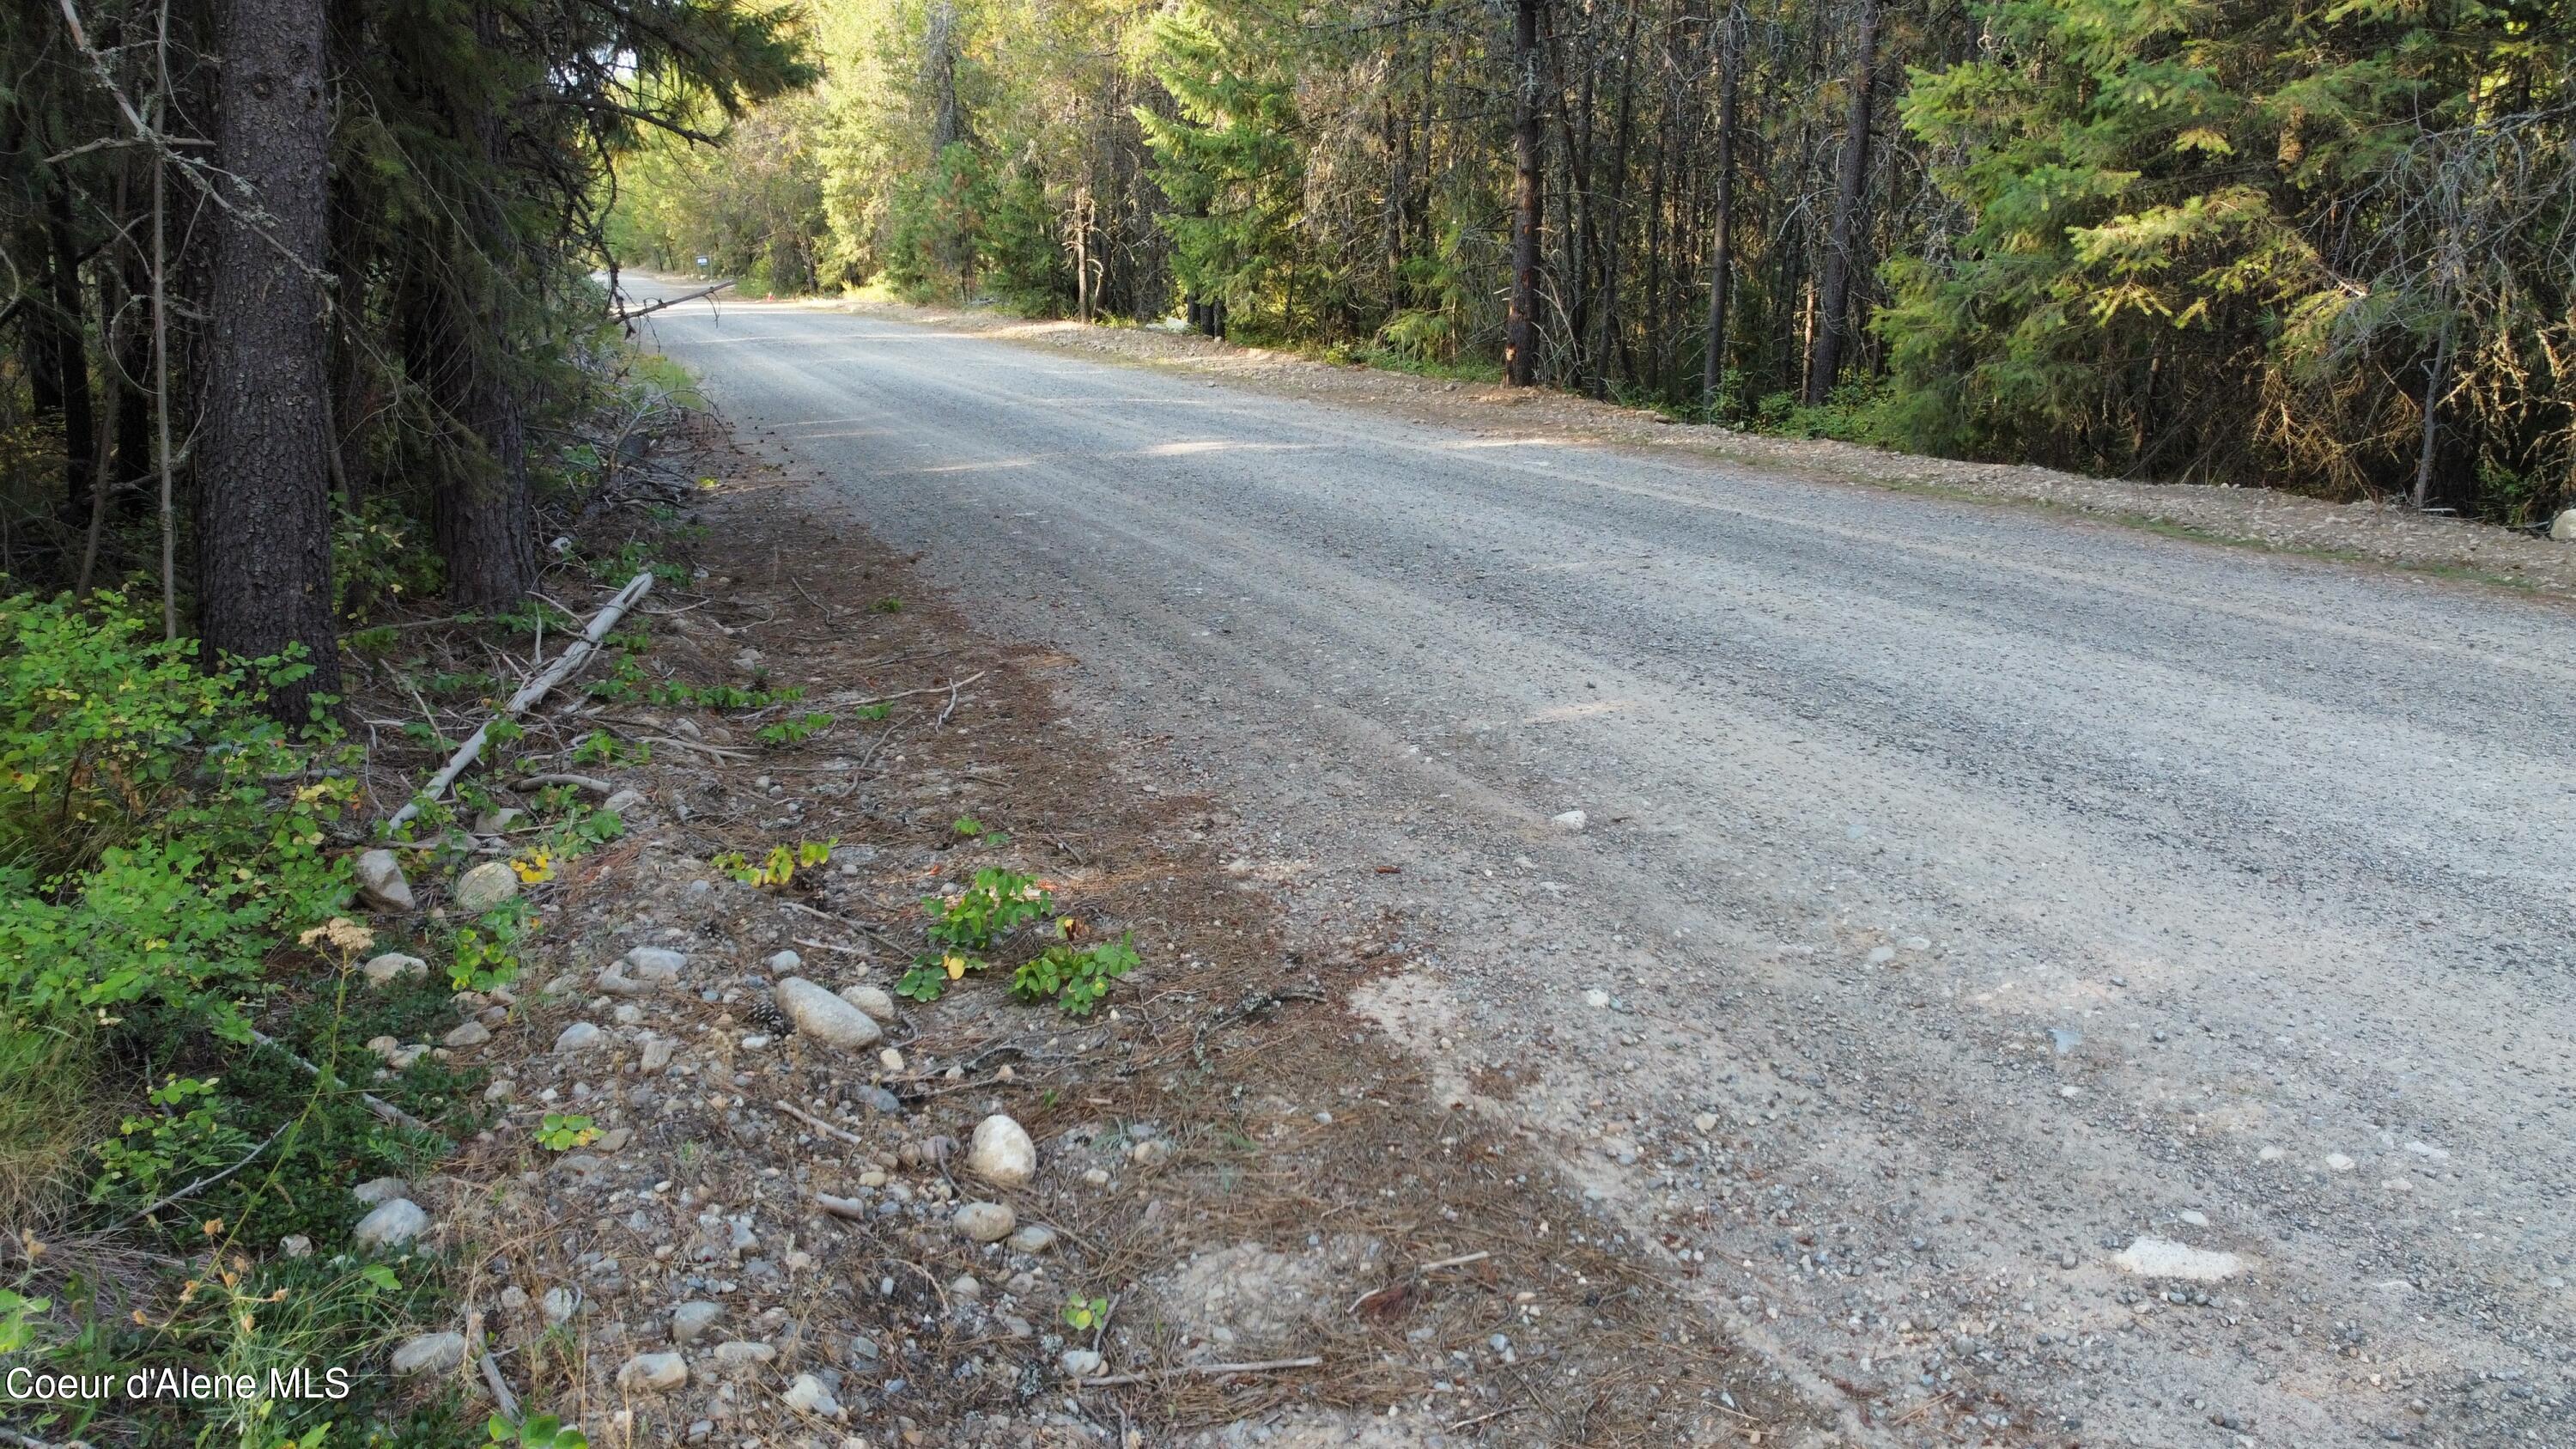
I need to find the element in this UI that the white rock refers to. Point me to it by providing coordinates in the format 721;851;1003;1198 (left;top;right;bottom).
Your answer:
603;788;646;817
954;1201;1016;1243
774;977;882;1049
640;1036;677;1072
442;1020;492;1049
623;946;689;980
1583;989;1612;1009
361;952;428;986
1006;1225;1057;1254
280;1234;313;1258
351;1175;409;1205
671;1300;721;1342
763;950;803;972
616;1352;689;1391
781;1372;841;1416
355;850;415;912
967;1115;1036;1188
353;1197;428;1249
472;807;526;835
840;985;898;1023
2553;507;2576;542
2325;1152;2357;1172
554;1021;605;1054
1550;809;1588;833
711;1340;775;1372
2178;1210;2209;1228
878;1048;906;1072
453;860;520;915
389;1330;465;1376
1692;1113;1720;1135
2113;1236;2243;1282
540;1287;579;1324
1059;1349;1104;1378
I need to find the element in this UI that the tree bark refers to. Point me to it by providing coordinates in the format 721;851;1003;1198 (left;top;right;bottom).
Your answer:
197;0;340;719
1507;0;1542;386
2412;314;2454;510
1805;0;1879;406
427;3;537;611
1703;3;1741;405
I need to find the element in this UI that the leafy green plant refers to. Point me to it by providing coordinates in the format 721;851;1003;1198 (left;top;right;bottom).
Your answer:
0;591;351;1042
1011;935;1141;1017
870;596;902;613
449;905;532;992
1060;1295;1110;1332
951;815;1007;845
756;711;834;746
898;868;1053;1003
568;730;648;766
537;1114;598;1152
923;868;1051;952
491;1412;592;1448
90;1075;253;1208
852;702;892;721
0;1288;49;1354
710;838;833;890
894;949;986;1003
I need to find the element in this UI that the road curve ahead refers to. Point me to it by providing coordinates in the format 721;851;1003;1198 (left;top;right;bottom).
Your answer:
630;278;2575;1446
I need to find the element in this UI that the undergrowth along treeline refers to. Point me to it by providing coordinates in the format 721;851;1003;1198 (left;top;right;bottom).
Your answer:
611;0;2576;524
1;0;806;1441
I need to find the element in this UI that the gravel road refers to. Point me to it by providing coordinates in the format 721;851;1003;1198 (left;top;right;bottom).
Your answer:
630;280;2574;1447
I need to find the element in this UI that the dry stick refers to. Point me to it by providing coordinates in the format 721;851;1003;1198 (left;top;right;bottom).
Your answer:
846;671;987;710
613;279;735;324
512;772;612;795
1073;1356;1322;1389
775;1101;866;1148
384;572;654;835
246;1029;440;1138
479;1353;522;1427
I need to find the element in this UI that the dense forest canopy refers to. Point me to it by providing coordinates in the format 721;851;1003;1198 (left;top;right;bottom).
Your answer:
610;0;2576;525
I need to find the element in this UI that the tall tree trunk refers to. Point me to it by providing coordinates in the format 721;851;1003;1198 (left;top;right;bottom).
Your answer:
1595;7;1641;394
1703;3;1741;405
1804;0;1879;405
1507;0;1543;386
197;0;339;719
429;4;537;610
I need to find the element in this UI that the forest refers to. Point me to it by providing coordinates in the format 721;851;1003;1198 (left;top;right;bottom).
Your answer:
612;0;2576;526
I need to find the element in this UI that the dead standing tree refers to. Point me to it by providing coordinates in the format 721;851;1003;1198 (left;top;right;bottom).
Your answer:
1803;0;1876;405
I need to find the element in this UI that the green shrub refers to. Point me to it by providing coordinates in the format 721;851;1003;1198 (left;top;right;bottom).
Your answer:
0;590;352;1041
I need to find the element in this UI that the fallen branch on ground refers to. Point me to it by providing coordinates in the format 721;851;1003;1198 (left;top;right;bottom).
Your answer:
775;1101;866;1147
386;572;654;834
1073;1356;1323;1388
